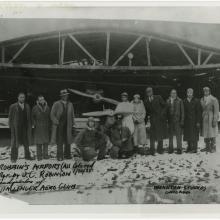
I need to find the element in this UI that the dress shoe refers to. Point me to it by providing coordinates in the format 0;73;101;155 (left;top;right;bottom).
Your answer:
185;147;192;153
168;148;174;154
25;156;34;161
176;149;182;154
200;147;209;152
149;148;155;156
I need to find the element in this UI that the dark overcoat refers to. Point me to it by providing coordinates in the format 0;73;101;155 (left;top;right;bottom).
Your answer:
167;97;184;127
183;98;201;142
8;102;32;147
50;100;75;144
144;95;167;140
32;103;50;144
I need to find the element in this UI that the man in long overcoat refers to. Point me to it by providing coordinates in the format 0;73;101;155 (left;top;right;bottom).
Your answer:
200;87;219;153
32;95;50;160
9;92;32;162
167;89;184;154
183;88;201;153
50;89;75;160
144;87;167;155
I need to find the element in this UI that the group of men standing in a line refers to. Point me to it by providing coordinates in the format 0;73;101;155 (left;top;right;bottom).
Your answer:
144;87;219;155
9;89;74;162
8;86;219;162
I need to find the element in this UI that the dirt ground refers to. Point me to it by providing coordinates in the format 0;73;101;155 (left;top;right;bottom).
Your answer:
0;134;220;204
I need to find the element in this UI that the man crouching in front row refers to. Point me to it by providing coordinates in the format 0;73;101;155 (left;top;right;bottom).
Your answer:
74;117;108;161
74;115;134;161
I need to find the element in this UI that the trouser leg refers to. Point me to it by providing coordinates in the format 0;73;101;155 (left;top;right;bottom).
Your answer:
64;142;71;159
11;142;18;162
157;140;163;154
192;140;198;152
109;146;120;159
168;132;174;153
210;137;216;153
186;141;192;152
176;130;182;150
43;143;49;159
150;138;155;155
22;131;31;160
36;144;43;160
57;126;64;160
202;138;210;152
24;144;31;159
57;143;63;160
97;143;107;160
57;136;64;160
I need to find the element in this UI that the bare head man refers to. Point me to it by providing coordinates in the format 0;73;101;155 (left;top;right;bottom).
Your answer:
37;95;46;105
17;92;25;104
146;87;153;97
121;92;128;102
187;88;194;99
203;87;211;97
170;89;177;99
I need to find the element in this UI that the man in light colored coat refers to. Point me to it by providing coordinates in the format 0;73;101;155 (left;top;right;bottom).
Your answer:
50;89;75;160
200;87;219;153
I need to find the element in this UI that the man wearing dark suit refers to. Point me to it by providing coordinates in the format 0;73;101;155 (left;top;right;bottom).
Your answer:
167;89;184;154
144;87;167;155
9;93;33;162
183;88;201;153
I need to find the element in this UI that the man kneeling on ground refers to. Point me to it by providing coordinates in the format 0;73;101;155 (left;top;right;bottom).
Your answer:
74;117;107;161
109;114;133;159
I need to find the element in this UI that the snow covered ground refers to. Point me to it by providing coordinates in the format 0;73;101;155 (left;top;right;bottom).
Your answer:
0;136;220;204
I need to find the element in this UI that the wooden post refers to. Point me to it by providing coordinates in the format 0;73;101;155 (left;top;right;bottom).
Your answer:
8;41;30;63
203;52;213;65
1;46;5;63
198;49;201;65
112;35;143;66
60;37;65;65
146;37;151;66
177;43;195;66
68;34;97;65
106;32;110;65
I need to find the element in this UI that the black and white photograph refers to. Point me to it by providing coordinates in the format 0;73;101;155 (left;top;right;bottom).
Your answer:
0;3;220;206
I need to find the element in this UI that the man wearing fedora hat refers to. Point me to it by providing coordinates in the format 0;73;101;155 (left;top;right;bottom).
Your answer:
50;89;75;161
